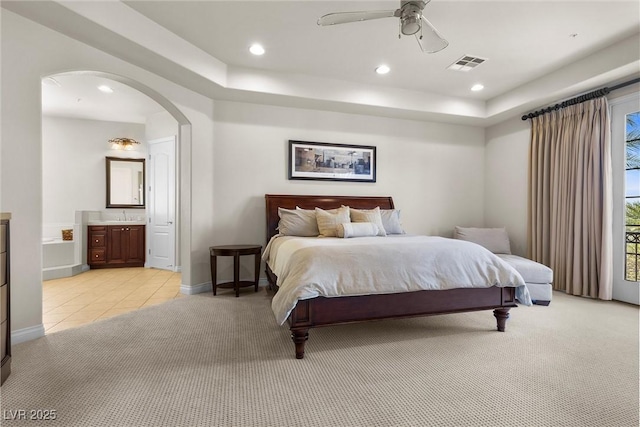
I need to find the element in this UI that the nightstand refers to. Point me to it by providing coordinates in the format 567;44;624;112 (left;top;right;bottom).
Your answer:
209;245;262;297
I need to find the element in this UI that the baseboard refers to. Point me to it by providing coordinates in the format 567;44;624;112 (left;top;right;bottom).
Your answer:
12;324;45;344
180;278;268;295
180;282;212;295
174;265;182;273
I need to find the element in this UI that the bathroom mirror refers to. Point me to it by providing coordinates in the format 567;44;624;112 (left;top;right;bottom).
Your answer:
106;157;145;208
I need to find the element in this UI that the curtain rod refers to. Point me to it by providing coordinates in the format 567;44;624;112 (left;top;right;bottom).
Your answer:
521;77;640;121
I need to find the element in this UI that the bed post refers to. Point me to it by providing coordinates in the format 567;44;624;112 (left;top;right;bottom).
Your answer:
493;308;510;332
291;328;309;359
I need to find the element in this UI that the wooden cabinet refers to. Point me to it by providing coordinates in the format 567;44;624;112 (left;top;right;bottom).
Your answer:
1;213;11;385
88;225;145;268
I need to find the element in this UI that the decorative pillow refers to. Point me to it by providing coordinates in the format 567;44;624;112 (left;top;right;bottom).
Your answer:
453;226;512;254
348;206;387;236
380;209;405;235
315;206;350;237
277;207;319;237
336;222;379;238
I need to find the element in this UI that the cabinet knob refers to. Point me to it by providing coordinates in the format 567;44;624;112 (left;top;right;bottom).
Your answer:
95;254;99;258
95;239;99;243
126;228;130;231
121;228;125;231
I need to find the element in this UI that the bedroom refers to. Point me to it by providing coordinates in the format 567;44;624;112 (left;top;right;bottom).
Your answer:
1;1;639;426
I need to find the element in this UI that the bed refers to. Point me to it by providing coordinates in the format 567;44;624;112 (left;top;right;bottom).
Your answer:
264;194;526;359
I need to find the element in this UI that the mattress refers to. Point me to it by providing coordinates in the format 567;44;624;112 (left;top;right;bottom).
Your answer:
264;235;531;324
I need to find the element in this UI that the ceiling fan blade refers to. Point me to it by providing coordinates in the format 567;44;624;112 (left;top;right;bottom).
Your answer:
318;10;398;26
416;16;449;53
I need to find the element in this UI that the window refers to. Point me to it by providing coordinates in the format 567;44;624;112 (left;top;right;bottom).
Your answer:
625;111;640;281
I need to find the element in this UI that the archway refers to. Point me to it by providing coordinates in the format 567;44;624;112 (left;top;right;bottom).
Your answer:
41;70;192;287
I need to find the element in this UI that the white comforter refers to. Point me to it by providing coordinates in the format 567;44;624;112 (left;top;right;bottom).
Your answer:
263;235;531;325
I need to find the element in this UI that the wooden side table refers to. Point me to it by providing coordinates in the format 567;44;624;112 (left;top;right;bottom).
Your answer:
209;244;262;297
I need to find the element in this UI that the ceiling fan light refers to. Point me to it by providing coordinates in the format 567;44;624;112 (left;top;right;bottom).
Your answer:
401;16;421;35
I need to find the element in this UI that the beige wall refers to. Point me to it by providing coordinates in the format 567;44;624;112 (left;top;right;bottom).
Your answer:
42;116;146;224
484;119;530;256
211;100;487;277
145;111;179;142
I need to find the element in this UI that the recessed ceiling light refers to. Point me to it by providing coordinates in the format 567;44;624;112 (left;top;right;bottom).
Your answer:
375;65;390;75
249;44;265;56
471;84;484;92
97;85;114;93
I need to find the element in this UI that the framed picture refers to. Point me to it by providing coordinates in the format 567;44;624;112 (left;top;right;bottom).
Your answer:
288;140;376;182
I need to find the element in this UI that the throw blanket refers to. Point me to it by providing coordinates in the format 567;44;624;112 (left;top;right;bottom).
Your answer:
264;235;531;325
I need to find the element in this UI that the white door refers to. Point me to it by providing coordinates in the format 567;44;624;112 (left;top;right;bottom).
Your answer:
147;137;176;271
611;93;640;305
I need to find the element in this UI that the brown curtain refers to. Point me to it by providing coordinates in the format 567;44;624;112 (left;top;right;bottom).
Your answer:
528;97;612;299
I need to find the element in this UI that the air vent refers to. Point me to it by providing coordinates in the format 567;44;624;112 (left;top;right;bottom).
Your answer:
447;55;487;72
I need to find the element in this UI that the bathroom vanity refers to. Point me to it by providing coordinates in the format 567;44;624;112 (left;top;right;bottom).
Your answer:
88;223;146;268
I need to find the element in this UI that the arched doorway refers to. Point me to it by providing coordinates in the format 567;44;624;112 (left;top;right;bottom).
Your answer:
40;70;193;331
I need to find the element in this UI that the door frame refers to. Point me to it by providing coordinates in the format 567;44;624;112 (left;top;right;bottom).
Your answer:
611;92;640;305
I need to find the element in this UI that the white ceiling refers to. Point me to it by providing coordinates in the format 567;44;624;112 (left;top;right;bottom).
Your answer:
10;0;640;126
42;74;164;123
123;0;639;100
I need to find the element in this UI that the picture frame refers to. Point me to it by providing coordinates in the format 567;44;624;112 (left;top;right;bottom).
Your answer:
288;140;376;182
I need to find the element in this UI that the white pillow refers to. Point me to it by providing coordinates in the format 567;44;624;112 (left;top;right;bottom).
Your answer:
277;207;319;237
347;206;387;236
380;209;405;235
453;226;511;254
315;206;350;237
336;222;379;238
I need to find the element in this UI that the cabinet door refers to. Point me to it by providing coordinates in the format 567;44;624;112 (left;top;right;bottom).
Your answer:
107;226;127;264
127;226;146;263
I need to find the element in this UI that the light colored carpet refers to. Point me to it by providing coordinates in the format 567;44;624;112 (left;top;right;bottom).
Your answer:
1;289;638;427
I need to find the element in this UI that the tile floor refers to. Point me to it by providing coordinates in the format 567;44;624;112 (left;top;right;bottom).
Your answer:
43;267;183;334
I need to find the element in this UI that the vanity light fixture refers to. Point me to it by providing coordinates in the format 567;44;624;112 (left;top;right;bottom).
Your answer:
249;44;265;56
109;137;140;151
375;65;390;75
98;85;114;93
471;83;484;92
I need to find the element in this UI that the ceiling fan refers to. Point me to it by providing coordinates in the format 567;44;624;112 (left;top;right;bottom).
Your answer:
317;0;448;54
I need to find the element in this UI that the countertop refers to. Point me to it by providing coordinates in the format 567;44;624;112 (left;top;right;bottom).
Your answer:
87;221;146;226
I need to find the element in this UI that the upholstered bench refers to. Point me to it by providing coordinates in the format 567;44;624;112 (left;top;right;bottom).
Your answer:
494;254;553;306
454;227;553;306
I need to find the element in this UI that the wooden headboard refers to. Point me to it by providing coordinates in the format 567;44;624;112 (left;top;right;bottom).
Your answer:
265;194;395;242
